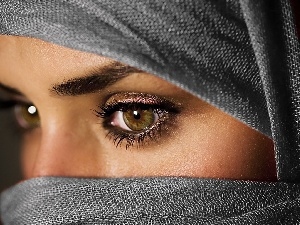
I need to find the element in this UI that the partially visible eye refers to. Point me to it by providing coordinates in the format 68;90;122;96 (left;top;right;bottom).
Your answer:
96;92;180;149
14;103;40;129
111;107;161;132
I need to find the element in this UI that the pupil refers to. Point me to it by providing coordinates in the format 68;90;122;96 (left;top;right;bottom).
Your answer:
133;110;141;120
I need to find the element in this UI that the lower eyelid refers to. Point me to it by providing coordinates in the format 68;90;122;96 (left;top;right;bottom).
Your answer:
104;121;163;149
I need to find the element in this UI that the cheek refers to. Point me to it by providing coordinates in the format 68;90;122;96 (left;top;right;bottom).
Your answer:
167;111;276;181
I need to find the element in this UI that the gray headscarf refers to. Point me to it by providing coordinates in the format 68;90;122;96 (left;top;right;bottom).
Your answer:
1;0;300;224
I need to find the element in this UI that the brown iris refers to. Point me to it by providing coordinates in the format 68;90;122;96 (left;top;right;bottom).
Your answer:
123;108;155;131
15;104;40;129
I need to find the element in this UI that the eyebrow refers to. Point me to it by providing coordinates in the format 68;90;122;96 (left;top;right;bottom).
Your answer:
51;62;142;96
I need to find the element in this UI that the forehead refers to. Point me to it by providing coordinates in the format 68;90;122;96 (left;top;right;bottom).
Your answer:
0;35;115;87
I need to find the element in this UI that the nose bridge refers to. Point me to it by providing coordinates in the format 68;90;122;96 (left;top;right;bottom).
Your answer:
24;96;107;179
31;123;80;177
29;110;105;178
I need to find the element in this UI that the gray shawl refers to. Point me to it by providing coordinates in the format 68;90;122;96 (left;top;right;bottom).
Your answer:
1;0;300;224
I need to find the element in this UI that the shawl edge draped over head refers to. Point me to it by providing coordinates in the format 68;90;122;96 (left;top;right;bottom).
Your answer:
1;0;300;224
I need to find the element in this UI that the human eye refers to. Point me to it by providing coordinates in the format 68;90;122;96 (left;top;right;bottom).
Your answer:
95;92;180;149
0;98;40;130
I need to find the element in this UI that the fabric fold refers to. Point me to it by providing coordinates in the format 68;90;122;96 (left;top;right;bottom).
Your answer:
240;0;300;182
1;177;300;224
0;0;270;137
1;0;300;223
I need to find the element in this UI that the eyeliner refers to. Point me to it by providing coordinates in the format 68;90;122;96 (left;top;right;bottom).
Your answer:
0;100;16;109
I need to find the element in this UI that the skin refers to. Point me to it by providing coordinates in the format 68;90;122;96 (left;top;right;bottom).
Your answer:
0;35;277;181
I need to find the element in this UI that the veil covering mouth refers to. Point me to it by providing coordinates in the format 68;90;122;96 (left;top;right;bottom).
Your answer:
1;0;300;224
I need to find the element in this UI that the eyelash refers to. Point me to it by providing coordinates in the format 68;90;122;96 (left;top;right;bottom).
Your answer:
0;100;18;109
0;99;40;131
96;101;179;149
0;95;180;149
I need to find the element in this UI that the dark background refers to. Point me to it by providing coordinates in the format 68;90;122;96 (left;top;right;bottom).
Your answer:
0;109;22;193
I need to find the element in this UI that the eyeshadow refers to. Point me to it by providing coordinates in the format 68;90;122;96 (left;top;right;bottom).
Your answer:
105;92;181;109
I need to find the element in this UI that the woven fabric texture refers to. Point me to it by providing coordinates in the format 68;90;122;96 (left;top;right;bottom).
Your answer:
0;0;300;224
1;177;300;224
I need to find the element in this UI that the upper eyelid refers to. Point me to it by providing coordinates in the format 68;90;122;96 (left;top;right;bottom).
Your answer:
103;92;182;108
0;100;17;109
0;86;30;105
0;89;32;108
0;82;23;96
0;98;32;110
96;98;180;121
3;94;31;104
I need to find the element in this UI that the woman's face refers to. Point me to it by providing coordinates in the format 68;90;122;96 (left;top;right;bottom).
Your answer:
0;35;277;181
